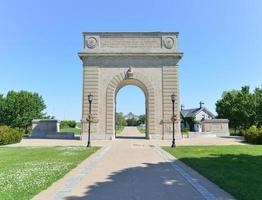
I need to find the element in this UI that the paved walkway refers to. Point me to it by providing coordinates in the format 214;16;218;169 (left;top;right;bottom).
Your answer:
116;126;146;138
33;127;235;200
10;128;244;148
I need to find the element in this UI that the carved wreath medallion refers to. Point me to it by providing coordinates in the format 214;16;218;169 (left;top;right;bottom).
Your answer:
86;37;97;49
163;37;174;49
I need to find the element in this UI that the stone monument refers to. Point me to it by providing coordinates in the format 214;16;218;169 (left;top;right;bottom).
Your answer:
78;32;183;140
31;119;75;139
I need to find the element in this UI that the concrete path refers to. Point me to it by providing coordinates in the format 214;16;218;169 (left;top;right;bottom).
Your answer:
116;126;146;138
10;130;244;148
33;127;234;200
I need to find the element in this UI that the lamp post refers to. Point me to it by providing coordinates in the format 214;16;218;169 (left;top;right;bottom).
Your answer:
171;93;176;148
87;93;93;147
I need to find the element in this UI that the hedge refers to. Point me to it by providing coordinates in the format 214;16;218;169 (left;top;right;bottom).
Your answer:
0;126;23;145
244;125;262;144
60;120;77;129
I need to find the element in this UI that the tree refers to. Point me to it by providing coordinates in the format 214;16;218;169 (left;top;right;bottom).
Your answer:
137;114;146;125
126;118;138;126
60;120;77;128
0;94;4;125
116;112;127;127
235;86;256;129
255;87;262;127
183;116;196;131
1;91;46;132
216;86;257;132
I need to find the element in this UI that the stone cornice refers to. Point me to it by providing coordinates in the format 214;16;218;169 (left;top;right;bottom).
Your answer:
78;52;183;59
82;32;179;36
81;32;183;54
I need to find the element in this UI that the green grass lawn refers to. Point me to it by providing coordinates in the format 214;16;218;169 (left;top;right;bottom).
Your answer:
137;127;145;134
0;147;99;200
60;127;81;135
163;145;262;200
116;126;124;134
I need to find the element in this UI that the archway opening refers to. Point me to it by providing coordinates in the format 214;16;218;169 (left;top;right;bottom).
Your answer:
115;84;147;139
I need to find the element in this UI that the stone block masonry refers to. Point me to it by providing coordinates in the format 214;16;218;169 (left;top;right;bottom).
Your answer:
78;32;183;140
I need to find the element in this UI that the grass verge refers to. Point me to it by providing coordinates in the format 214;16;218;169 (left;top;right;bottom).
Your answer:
137;127;145;134
116;126;124;134
0;146;99;200
163;145;262;200
60;127;81;135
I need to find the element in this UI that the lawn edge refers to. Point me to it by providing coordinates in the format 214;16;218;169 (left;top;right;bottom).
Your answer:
161;146;236;200
32;146;107;200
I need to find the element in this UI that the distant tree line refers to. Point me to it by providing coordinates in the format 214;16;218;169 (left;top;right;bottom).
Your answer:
216;85;262;133
60;120;77;129
116;112;146;127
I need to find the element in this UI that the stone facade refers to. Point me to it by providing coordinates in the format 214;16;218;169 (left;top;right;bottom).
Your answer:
78;32;183;140
32;119;60;134
31;119;74;139
201;119;229;136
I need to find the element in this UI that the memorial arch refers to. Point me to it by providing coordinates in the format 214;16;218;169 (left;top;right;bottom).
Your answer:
78;32;183;140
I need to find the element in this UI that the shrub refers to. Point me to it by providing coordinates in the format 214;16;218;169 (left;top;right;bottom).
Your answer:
126;118;139;126
182;128;190;133
181;128;190;138
244;125;262;144
239;129;245;136
0;126;23;145
60;120;77;128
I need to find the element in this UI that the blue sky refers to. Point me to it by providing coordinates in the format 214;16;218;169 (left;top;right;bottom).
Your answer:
0;0;261;120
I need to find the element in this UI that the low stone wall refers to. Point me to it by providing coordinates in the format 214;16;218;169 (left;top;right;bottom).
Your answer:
31;119;75;139
201;119;229;136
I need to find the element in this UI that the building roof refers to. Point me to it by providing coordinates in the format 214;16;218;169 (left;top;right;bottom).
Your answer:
180;107;215;119
124;112;138;118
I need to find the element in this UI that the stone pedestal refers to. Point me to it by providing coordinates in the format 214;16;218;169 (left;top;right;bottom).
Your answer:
31;119;75;139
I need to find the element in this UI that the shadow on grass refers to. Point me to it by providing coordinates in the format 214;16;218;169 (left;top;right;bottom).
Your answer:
168;152;262;200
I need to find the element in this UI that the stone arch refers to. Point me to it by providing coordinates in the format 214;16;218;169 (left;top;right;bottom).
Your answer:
106;71;155;138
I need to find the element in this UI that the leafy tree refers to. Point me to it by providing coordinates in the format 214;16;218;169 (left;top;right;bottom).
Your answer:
216;90;239;132
116;112;127;127
236;86;256;129
0;94;4;125
183;116;196;131
1;91;46;132
126;118;138;126
216;86;257;133
137;114;146;125
60;120;77;128
255;87;262;127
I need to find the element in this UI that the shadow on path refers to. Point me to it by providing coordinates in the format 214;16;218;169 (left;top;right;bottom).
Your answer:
115;136;147;139
65;162;203;200
62;153;262;200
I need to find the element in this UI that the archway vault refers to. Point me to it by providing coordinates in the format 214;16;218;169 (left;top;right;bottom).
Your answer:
106;71;155;138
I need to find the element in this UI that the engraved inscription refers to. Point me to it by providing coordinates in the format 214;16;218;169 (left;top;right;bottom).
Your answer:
100;37;161;48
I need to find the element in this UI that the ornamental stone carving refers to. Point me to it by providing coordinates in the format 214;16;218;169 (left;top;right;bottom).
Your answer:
126;66;134;79
163;37;174;49
86;37;97;49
